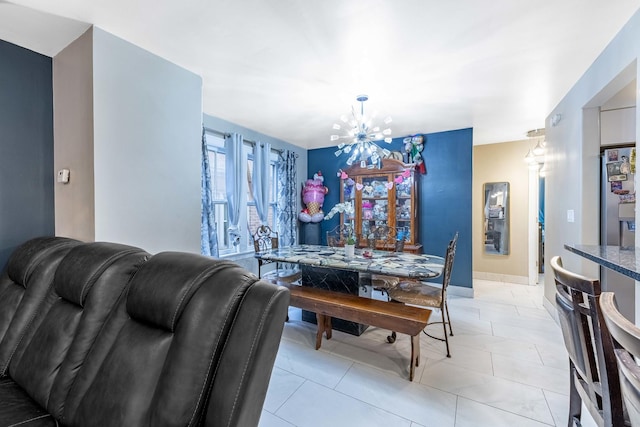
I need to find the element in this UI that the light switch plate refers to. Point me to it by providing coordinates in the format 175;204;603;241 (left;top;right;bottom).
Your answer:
57;169;70;184
567;209;575;223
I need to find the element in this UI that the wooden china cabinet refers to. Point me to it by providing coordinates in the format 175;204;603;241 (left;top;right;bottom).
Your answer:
340;158;422;253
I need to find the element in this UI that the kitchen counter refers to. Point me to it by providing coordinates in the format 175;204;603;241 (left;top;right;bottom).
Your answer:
564;243;640;281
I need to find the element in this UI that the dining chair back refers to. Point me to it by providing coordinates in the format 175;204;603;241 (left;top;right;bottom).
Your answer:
252;225;300;285
388;232;458;357
326;225;346;248
550;256;625;427
253;224;278;253
600;291;640;426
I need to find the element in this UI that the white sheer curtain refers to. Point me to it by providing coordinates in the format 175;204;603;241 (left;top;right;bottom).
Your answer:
225;133;243;246
201;127;219;257
252;141;271;225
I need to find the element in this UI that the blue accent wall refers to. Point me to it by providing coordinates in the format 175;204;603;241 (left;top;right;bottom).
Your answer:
308;128;473;288
0;40;54;267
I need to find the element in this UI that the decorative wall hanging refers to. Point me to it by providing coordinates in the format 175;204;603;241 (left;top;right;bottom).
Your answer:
403;135;426;173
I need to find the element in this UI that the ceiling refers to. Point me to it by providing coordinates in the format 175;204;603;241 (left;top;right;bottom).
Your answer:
2;1;639;149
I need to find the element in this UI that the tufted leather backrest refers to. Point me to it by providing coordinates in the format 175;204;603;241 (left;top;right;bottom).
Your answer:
63;251;289;427
0;236;81;375
7;242;149;418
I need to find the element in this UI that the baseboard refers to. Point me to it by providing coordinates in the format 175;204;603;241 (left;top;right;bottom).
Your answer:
448;285;474;298
543;295;559;324
472;271;530;285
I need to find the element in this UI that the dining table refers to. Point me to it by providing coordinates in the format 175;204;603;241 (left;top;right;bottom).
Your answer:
255;244;445;335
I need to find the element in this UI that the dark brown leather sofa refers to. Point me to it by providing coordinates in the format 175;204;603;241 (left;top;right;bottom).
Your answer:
0;237;290;427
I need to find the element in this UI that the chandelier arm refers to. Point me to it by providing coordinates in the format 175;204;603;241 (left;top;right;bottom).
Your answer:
331;95;392;168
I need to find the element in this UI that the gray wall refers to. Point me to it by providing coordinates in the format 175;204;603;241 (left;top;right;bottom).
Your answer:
53;28;95;241
0;39;54;266
91;28;203;254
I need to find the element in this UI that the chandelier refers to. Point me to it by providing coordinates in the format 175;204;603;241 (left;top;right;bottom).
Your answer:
331;95;392;168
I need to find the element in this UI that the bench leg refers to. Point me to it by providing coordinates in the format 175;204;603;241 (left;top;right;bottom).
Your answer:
410;334;420;381
316;314;325;349
315;314;333;350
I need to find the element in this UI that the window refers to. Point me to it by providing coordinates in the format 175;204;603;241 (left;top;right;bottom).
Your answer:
205;132;230;251
205;130;279;255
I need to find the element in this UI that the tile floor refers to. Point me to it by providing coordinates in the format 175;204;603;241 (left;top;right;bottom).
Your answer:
258;278;599;427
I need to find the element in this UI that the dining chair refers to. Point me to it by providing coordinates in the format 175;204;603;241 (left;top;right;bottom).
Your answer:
370;226;406;293
326;225;346;248
600;291;640;426
550;256;626;427
387;232;458;357
252;225;300;285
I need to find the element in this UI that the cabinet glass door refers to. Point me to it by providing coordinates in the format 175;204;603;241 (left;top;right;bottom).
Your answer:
360;175;392;240
341;177;356;233
394;173;413;242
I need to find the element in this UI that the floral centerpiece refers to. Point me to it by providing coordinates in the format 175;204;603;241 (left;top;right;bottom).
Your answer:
324;202;356;245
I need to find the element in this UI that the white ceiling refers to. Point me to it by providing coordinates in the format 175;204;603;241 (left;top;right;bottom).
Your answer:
2;0;640;149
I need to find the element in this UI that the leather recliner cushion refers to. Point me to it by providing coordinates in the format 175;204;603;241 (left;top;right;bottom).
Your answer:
0;236;80;376
63;252;263;427
5;242;149;421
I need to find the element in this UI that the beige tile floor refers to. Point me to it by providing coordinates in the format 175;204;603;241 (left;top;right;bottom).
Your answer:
258;278;598;427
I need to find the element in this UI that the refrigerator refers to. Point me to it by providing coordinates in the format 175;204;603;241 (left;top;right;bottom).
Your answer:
601;146;635;322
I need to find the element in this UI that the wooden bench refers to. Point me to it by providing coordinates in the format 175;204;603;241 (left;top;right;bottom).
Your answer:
284;284;431;381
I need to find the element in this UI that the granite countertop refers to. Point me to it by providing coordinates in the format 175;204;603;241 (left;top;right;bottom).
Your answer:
255;244;444;279
564;243;640;281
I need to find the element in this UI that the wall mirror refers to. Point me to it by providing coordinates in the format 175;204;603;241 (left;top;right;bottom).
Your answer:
483;182;509;255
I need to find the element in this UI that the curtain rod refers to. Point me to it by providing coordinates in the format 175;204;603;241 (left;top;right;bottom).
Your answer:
204;126;291;155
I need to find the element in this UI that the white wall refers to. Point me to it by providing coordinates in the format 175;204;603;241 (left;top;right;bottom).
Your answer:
92;28;203;254
544;8;640;308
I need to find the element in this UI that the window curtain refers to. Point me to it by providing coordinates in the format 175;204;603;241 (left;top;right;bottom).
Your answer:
252;141;271;225
225;133;243;246
277;150;297;247
201;127;219;257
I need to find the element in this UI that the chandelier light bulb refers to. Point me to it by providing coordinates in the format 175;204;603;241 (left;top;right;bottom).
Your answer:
332;124;341;130
330;135;340;141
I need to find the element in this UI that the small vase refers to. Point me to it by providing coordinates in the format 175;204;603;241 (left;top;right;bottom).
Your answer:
344;244;355;258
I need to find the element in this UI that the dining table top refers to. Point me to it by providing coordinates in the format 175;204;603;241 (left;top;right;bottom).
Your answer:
255;244;445;279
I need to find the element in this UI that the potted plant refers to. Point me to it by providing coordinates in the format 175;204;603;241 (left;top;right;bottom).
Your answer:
344;234;356;258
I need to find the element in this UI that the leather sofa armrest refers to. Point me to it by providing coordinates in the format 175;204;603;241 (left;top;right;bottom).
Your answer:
204;281;289;427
